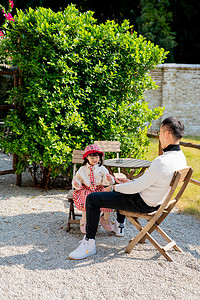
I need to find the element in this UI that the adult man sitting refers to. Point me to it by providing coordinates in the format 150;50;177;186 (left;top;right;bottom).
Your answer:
68;117;187;260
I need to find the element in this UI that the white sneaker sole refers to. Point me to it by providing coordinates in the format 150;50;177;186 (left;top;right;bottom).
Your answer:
113;231;124;237
68;249;96;260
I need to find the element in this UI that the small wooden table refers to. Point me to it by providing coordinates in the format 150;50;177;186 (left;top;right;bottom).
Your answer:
104;158;151;180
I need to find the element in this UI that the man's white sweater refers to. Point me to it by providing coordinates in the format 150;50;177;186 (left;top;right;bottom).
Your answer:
115;149;187;207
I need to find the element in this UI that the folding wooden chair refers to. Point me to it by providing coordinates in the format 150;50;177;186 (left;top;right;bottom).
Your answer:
66;150;84;232
119;167;193;261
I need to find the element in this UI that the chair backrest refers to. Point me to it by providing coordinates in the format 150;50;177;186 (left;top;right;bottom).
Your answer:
72;150;84;178
158;167;193;215
72;150;84;164
94;140;121;174
94;141;121;158
94;140;120;153
166;167;193;211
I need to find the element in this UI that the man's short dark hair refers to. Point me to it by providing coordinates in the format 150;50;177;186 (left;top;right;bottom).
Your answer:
161;117;184;139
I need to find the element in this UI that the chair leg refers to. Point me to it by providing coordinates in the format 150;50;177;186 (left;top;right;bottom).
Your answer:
125;217;174;261
67;200;73;232
129;218;147;244
142;217;182;253
67;200;82;232
126;216;176;261
67;206;71;232
125;216;150;252
70;201;75;220
139;211;171;244
155;225;182;252
67;222;71;232
139;221;159;244
143;233;174;262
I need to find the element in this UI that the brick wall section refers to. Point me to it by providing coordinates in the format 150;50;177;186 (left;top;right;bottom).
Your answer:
145;64;200;136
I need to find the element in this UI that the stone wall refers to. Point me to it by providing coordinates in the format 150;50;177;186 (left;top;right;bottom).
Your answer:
145;64;200;136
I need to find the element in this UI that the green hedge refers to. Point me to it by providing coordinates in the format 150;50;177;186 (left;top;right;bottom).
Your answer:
0;5;166;187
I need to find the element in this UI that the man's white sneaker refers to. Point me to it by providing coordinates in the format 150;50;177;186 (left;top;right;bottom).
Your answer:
113;220;125;237
68;236;96;260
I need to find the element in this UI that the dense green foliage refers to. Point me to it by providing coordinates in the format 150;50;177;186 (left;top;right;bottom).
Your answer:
0;0;199;63
0;5;166;187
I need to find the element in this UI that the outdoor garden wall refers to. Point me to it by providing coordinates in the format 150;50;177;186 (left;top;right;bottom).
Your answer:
146;63;200;135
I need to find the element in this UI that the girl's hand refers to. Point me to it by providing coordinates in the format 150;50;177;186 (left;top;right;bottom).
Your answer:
74;181;81;189
106;173;113;181
106;173;121;183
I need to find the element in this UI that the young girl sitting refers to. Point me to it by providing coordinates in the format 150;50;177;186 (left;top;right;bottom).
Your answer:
72;144;115;234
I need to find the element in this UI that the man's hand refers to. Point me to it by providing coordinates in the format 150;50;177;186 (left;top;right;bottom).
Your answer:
117;178;132;183
106;173;131;184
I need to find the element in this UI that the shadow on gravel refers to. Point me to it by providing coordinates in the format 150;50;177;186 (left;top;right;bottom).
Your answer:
1;210;200;271
0;211;129;271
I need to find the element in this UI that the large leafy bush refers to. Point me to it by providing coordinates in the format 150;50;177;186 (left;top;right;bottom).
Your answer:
0;5;166;188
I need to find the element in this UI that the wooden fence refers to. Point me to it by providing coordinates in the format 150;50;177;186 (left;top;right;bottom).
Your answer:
147;133;200;186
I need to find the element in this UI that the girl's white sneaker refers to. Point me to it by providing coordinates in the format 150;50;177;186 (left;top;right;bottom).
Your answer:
68;236;96;260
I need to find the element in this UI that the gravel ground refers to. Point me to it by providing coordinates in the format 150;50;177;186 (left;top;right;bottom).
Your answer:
0;152;200;300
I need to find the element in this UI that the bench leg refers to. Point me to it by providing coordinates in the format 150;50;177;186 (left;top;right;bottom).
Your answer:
67;222;71;232
67;200;73;232
67;199;82;232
